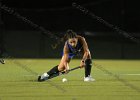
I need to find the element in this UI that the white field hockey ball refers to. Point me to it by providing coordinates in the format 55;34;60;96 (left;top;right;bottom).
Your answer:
62;78;67;82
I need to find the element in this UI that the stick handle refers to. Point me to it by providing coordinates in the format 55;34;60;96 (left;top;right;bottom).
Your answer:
61;66;81;74
68;66;81;71
49;66;81;79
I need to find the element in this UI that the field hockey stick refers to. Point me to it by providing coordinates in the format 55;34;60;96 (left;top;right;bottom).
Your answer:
48;66;81;79
61;66;81;74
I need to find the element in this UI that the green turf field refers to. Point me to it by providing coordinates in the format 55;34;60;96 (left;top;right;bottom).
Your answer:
0;59;140;100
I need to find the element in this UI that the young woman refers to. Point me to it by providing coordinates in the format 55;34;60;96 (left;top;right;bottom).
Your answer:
38;30;95;82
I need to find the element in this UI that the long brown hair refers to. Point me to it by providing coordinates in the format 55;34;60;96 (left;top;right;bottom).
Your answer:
64;29;77;40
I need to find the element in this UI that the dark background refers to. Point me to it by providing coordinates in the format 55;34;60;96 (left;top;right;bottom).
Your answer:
0;0;140;59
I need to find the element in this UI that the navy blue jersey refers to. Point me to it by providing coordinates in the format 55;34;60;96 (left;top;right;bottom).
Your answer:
67;39;83;54
63;39;83;58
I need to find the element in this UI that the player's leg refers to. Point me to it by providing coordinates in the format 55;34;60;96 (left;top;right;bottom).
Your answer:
84;54;95;82
44;53;73;78
85;59;92;77
38;56;71;81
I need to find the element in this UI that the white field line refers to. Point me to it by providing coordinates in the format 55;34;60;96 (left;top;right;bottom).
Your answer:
117;74;140;76
99;74;140;76
23;74;140;77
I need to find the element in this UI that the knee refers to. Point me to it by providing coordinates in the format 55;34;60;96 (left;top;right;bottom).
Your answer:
58;65;65;71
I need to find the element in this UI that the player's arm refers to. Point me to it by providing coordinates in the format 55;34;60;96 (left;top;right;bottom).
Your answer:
80;37;90;67
63;42;70;71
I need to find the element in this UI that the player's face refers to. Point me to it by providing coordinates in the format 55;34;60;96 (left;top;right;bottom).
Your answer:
68;38;78;48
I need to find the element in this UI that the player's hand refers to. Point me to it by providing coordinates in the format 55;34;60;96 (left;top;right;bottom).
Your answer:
80;60;85;68
64;69;69;74
64;66;70;74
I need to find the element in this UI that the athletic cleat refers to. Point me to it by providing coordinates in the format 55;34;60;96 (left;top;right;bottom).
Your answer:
0;59;5;64
89;76;95;81
84;76;95;82
38;73;50;82
38;75;44;82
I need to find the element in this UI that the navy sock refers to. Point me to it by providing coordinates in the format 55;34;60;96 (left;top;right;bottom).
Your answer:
47;65;59;76
85;59;92;77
